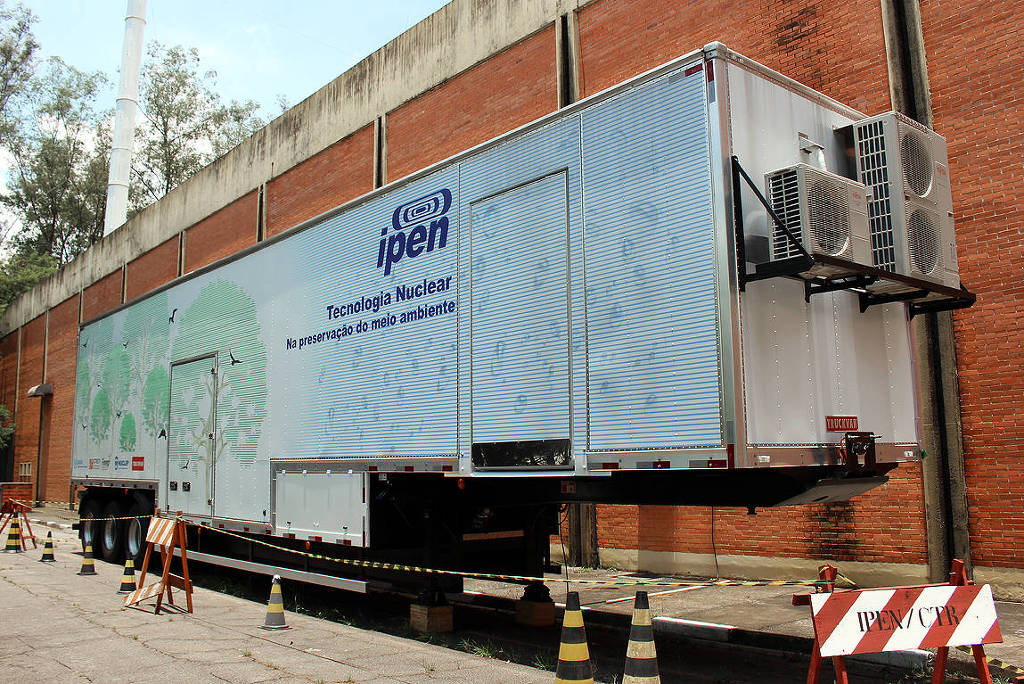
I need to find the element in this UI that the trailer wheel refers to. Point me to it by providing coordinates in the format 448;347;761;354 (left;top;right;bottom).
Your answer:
124;501;150;565
79;498;103;550
99;500;126;563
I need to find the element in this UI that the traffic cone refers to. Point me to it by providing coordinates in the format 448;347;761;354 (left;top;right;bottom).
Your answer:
77;544;97;575
259;575;289;630
117;558;137;594
39;531;56;562
3;516;23;553
555;591;593;684
623;591;660;684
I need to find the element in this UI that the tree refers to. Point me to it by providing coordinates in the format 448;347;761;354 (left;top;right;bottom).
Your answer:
0;250;55;314
131;42;263;210
3;57;109;262
0;1;38;144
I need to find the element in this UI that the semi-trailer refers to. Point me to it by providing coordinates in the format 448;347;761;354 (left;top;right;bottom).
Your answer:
71;43;972;589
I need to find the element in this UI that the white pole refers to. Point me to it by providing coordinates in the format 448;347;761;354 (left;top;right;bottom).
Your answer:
103;0;147;237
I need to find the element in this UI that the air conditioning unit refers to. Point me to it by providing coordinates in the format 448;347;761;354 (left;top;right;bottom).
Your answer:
765;163;871;267
851;112;959;288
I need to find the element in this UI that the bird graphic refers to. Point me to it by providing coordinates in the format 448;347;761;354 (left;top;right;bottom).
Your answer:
158;428;167;439
116;411;122;418
122;340;128;348
229;350;242;365
169;308;178;323
80;423;87;430
81;340;88;348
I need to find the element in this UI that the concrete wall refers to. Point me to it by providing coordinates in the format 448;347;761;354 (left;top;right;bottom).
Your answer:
0;0;1019;591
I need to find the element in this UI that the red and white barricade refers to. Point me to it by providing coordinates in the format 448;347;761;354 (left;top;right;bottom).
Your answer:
795;560;1003;684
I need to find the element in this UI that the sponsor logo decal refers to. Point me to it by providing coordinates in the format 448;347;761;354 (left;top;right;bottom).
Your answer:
132;456;145;471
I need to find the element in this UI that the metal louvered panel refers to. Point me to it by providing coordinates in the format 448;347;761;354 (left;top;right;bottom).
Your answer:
855;119;897;272
469;173;570;444
581;68;721;450
457;116;583;464
768;168;802;259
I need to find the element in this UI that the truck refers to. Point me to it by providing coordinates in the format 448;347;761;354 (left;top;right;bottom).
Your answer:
71;43;972;590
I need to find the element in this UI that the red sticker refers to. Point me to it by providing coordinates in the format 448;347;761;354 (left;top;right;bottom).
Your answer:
131;456;145;471
826;416;859;432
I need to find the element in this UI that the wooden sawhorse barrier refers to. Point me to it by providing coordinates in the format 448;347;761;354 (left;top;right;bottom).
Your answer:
0;499;37;550
123;516;192;614
795;559;1002;683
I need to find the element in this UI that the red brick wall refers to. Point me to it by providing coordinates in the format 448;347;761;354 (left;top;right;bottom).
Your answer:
0;332;18;419
0;331;18;481
81;270;123;322
576;0;891;114
184;191;258;273
42;295;79;503
386;25;558;182
598;465;929;565
923;2;1024;568
125;236;179;301
14;315;45;487
267;125;375;238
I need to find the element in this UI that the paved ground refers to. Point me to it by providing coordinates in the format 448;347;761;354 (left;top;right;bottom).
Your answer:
7;507;1024;682
1;519;548;683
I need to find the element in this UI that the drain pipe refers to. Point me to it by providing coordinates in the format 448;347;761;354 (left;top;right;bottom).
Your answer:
103;0;147;237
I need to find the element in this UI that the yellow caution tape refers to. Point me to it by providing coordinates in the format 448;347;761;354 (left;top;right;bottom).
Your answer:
189;520;825;589
954;645;1024;675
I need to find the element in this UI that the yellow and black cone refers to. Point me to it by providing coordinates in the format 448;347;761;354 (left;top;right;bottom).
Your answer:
117;558;137;594
4;516;23;553
77;544;97;575
39;531;56;562
259;574;289;630
555;591;593;684
623;591;660;684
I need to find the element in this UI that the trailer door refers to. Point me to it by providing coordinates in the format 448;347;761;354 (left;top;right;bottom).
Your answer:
166;354;218;516
469;172;571;467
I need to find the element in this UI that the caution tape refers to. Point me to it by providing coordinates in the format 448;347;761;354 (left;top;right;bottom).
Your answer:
77;514;153;523
955;645;1024;675
190;520;826;589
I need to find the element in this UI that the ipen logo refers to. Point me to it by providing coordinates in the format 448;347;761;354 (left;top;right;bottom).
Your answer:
376;188;452;275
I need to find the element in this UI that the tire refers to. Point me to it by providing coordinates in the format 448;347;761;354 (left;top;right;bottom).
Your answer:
99;500;126;563
124;500;151;565
79;498;103;552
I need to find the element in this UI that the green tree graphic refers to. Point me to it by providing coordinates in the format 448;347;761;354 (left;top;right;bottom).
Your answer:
141;365;169;436
80;316;114;458
119;412;136;451
171;279;268;476
90;388;111;444
121;291;170;453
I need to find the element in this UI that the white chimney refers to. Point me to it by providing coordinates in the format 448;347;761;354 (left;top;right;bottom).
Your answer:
103;0;147;237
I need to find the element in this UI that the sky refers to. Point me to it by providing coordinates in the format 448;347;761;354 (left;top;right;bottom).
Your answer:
25;0;453;118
